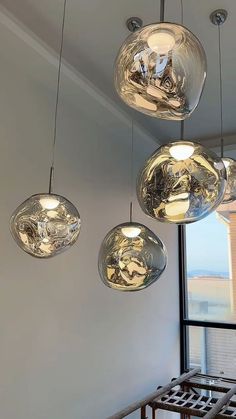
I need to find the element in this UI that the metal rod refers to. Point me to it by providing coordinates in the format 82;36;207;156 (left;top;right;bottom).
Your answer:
218;23;224;157
49;0;67;193
129;202;133;223
160;0;165;22
183;319;236;330
107;368;200;419
180;120;184;141
178;225;189;373
180;0;184;25
221;137;224;158
129;120;134;222
140;405;146;419
203;385;236;419
49;166;54;194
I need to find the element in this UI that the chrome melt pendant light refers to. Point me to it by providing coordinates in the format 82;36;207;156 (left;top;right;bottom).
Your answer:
137;122;226;224
114;0;207;120
211;9;236;204
10;0;81;258
98;122;167;291
136;4;226;224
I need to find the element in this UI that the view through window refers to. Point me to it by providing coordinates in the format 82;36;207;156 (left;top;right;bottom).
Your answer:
184;198;236;377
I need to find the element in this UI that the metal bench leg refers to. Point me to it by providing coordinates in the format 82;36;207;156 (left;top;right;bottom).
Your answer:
141;405;147;419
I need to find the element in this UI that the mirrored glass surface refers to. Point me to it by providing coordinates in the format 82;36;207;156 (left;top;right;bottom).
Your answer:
98;222;167;291
10;193;81;258
115;23;207;120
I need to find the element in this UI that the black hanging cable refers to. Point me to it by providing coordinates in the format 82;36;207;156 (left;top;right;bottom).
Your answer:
160;0;165;22
218;23;224;158
129;120;134;222
49;0;67;194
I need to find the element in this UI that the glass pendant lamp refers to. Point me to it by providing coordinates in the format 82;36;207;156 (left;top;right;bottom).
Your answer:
98;122;167;291
114;0;206;120
10;0;81;258
136;128;227;224
211;9;236;205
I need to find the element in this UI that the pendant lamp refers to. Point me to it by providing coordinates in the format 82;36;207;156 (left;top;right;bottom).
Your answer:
10;0;81;258
137;122;227;224
211;9;236;204
98;122;167;291
114;0;206;120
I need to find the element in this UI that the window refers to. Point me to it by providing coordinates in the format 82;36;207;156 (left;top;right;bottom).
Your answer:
186;211;233;323
179;164;236;375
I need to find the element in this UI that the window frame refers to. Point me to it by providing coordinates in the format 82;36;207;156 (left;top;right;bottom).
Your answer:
178;225;236;373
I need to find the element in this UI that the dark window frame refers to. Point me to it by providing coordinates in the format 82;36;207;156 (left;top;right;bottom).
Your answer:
178;225;236;373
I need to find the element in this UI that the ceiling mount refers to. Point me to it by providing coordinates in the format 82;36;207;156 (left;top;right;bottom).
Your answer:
126;17;143;32
210;9;228;26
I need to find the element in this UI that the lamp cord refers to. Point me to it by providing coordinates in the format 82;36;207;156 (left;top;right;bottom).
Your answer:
130;120;134;222
218;23;224;158
180;0;184;140
49;0;67;194
160;0;165;22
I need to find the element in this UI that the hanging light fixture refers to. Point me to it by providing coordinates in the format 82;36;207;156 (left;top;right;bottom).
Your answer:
211;9;236;205
114;0;207;120
98;122;167;291
10;0;81;258
137;121;227;224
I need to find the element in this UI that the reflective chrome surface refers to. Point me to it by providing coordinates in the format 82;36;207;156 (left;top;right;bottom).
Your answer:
10;193;81;258
137;141;227;224
114;23;206;120
98;222;167;291
222;158;236;204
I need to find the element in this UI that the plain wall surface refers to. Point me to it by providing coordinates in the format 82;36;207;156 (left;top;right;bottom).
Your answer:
0;9;179;419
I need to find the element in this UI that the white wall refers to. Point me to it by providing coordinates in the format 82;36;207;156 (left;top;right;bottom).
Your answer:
0;10;179;419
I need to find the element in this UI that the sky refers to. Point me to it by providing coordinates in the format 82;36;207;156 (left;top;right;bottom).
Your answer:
186;211;229;275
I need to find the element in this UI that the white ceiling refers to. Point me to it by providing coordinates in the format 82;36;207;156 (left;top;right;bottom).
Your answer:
1;0;236;145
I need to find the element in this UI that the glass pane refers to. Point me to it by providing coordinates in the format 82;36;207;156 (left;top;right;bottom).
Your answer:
185;207;236;322
188;326;236;379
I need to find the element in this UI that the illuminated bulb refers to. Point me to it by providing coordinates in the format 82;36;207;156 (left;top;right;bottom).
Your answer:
40;197;60;210
147;32;175;54
169;144;195;161
121;226;141;238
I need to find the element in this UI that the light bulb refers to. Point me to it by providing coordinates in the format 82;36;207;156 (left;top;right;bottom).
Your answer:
121;226;141;238
40;197;60;210
169;144;195;160
147;32;175;54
